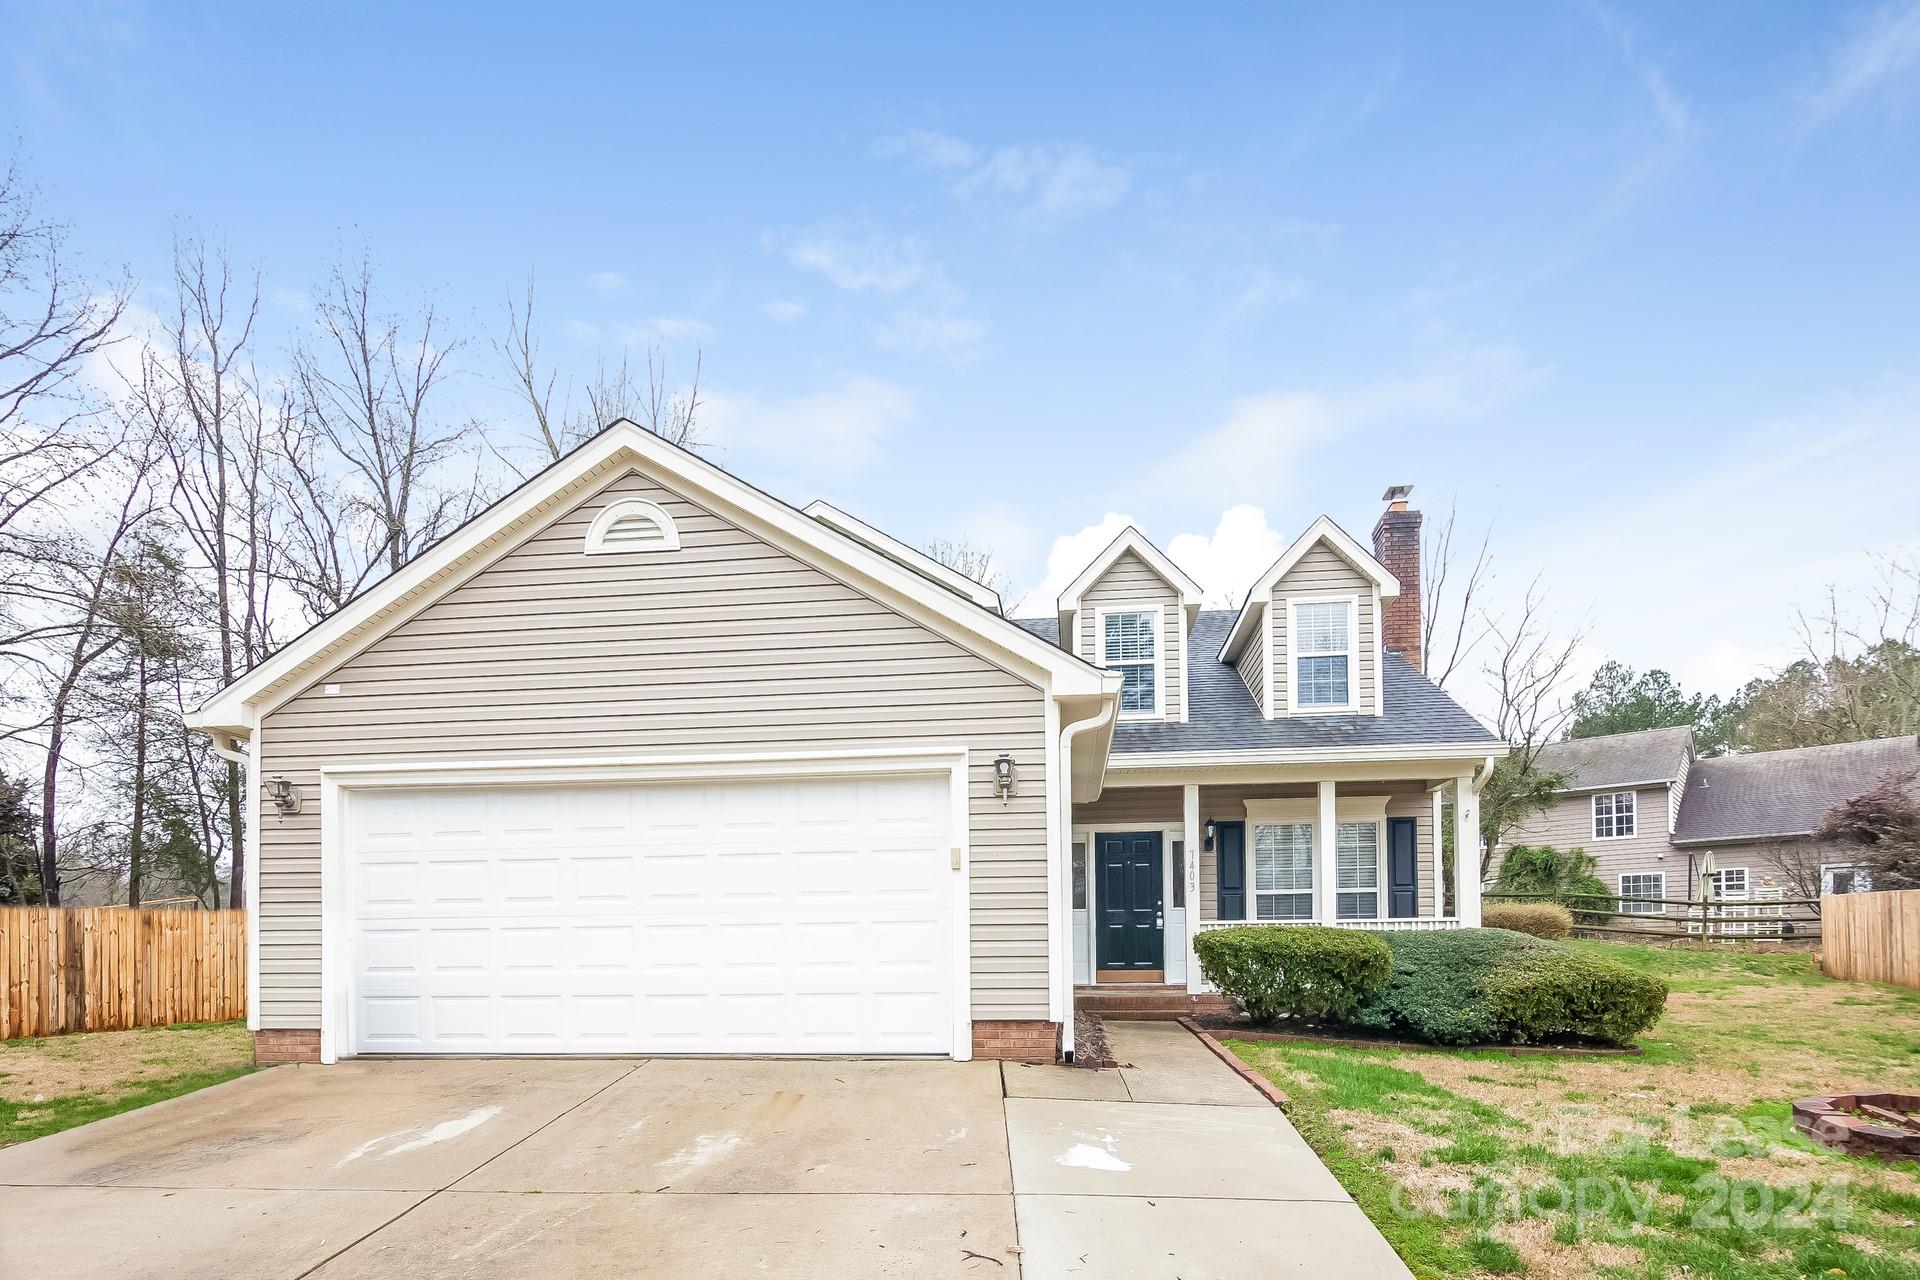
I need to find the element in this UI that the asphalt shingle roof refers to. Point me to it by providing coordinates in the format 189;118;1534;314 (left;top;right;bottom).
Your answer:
1531;725;1695;792
1672;735;1920;844
1012;610;1499;754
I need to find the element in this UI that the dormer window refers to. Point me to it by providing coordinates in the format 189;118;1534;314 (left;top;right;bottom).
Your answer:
1291;598;1355;710
585;499;680;555
1100;607;1159;717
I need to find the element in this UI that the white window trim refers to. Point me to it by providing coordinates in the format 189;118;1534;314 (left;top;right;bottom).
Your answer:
1590;790;1638;840
1095;603;1166;722
584;498;681;554
1244;796;1389;921
1819;862;1872;895
1620;871;1665;916
1285;593;1361;715
1707;866;1750;899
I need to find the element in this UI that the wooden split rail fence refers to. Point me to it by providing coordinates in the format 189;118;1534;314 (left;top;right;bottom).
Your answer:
1;907;248;1040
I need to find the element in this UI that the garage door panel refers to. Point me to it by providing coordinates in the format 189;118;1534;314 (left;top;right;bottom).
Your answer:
348;775;954;1055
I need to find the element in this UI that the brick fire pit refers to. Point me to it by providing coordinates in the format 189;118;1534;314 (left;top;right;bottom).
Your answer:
1793;1092;1920;1161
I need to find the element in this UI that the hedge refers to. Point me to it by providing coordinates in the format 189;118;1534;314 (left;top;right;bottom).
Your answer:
1481;902;1573;940
1192;925;1392;1024
1347;928;1666;1046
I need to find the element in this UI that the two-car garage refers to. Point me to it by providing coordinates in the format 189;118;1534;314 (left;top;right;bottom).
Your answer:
343;771;959;1058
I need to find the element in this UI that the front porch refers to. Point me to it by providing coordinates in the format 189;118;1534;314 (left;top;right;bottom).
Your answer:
1069;771;1485;997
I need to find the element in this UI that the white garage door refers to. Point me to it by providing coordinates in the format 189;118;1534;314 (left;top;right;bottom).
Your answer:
347;773;954;1056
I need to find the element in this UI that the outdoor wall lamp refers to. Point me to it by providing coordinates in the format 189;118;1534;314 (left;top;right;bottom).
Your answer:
992;753;1016;802
1204;819;1217;852
268;776;303;816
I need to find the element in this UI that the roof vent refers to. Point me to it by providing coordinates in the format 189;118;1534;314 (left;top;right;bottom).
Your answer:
585;499;681;555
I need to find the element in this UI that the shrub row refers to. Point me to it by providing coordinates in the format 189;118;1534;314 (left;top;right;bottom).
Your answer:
1193;924;1666;1047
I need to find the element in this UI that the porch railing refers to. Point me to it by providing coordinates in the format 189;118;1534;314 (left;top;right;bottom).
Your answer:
1191;917;1465;934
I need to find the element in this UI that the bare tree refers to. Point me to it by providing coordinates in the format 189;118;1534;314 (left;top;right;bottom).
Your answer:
924;537;1014;607
24;437;161;905
1475;578;1585;871
134;238;283;906
494;279;705;475
282;255;476;612
0;154;128;537
1420;502;1494;692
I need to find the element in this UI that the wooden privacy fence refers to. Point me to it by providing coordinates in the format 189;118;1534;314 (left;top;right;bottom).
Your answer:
1821;890;1920;992
1;908;248;1040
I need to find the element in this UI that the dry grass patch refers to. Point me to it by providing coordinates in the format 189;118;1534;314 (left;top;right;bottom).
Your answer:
0;1022;251;1104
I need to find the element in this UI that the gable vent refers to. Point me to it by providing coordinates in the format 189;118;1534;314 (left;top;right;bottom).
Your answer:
585;498;681;555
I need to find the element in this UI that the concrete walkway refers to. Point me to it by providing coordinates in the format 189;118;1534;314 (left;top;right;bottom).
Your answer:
0;1027;1410;1278
1000;1022;1414;1279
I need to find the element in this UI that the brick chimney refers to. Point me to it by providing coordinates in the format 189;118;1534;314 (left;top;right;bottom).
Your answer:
1372;485;1423;672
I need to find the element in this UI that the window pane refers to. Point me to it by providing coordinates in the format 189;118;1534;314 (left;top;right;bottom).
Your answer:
1295;602;1348;654
1102;611;1156;662
1254;823;1314;892
1297;654;1350;706
1336;891;1378;919
1336;823;1378;890
1256;892;1313;920
1072;841;1088;910
1620;873;1663;915
1171;840;1186;907
1117;661;1156;712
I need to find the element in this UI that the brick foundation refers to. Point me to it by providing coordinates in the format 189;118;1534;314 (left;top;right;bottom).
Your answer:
971;1019;1061;1063
253;1029;322;1065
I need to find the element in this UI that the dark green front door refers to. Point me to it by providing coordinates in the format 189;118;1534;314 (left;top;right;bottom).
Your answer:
1096;831;1164;972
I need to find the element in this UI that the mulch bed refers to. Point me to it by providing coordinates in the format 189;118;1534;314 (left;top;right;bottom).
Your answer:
1189;1013;1641;1058
1073;1010;1116;1069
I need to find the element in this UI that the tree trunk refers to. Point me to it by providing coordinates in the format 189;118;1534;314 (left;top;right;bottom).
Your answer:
226;758;244;909
39;709;64;907
129;651;149;909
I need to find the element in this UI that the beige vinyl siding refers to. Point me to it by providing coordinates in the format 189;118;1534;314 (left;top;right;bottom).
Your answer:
1270;542;1377;716
255;469;1051;1029
1072;786;1183;829
1075;551;1184;721
1236;618;1266;712
1500;786;1676;893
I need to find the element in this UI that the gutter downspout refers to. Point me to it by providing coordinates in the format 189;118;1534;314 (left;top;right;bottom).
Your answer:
1056;696;1119;1063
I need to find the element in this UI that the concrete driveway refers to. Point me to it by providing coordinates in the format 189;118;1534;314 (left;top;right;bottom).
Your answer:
0;1023;1409;1278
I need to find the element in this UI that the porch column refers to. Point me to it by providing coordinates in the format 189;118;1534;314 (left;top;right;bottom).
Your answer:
1430;784;1446;918
1454;776;1483;926
1316;779;1338;923
1182;783;1202;993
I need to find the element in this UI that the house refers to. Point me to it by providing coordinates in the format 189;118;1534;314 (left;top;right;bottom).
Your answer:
1502;725;1919;911
187;423;1503;1068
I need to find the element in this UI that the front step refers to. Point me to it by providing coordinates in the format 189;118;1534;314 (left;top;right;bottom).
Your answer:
1075;984;1231;1021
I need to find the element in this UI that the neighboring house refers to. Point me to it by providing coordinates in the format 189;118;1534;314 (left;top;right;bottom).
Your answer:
188;425;1502;1068
1503;726;1919;911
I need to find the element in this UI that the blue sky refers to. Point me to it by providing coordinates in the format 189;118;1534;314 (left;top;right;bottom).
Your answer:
8;1;1920;716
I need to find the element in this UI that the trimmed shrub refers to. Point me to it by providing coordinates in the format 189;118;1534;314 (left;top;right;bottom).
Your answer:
1347;928;1667;1046
1193;925;1392;1024
1482;902;1573;940
1482;947;1668;1045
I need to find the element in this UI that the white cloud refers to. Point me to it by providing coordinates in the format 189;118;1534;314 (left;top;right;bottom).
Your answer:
1022;513;1138;614
586;271;629;297
779;230;928;293
1232;265;1308;313
564;319;601;344
875;127;978;171
1591;3;1694;144
1804;1;1920;124
1146;343;1538;503
699;377;916;494
956;144;1131;225
1166;505;1291;608
878;129;1131;227
759;299;806;322
876;305;988;358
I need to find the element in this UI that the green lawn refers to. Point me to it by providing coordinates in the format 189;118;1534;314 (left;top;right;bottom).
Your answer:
1231;941;1920;1279
0;1020;255;1148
